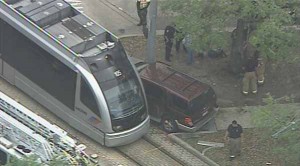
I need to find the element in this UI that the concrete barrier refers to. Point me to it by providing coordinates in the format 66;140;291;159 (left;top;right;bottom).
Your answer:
168;134;219;166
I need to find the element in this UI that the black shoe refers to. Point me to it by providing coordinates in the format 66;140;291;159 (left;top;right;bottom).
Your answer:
229;156;235;161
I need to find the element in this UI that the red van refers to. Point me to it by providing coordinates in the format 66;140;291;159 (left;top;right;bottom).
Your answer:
133;60;219;133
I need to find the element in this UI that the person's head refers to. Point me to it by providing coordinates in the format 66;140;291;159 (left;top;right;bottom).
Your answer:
232;120;238;127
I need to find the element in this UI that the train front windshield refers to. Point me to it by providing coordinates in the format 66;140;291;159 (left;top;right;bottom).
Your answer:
84;42;147;132
103;79;143;118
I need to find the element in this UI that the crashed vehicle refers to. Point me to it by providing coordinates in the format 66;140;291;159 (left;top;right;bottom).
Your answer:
132;58;219;133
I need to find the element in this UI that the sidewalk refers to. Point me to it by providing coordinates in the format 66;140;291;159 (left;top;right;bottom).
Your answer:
80;0;170;36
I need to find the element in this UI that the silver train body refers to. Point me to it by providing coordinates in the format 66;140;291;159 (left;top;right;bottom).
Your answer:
0;0;149;147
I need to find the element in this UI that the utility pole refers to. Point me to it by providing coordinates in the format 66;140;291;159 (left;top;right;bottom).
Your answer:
145;0;157;64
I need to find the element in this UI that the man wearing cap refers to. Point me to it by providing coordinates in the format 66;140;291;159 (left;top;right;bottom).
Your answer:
225;120;243;160
136;0;151;26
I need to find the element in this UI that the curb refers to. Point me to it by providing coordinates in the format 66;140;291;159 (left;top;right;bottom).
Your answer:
171;130;218;139
168;134;220;166
118;30;164;39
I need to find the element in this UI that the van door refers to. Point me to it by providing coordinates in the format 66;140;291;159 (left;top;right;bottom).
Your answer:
167;93;189;125
142;81;164;122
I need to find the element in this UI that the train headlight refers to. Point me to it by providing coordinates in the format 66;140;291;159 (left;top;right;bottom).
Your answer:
113;125;124;132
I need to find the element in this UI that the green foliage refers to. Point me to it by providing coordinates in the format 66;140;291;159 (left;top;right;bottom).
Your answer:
47;155;70;166
161;0;231;52
251;94;300;165
6;154;70;166
6;155;41;166
161;0;300;60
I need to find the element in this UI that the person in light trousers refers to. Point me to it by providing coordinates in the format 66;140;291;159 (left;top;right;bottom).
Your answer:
182;34;194;65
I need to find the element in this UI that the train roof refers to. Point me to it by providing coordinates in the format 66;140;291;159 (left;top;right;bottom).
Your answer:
138;62;211;101
1;0;117;69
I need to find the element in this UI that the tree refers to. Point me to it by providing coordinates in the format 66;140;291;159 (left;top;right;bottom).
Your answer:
252;94;300;166
161;0;299;74
6;154;70;166
6;155;41;166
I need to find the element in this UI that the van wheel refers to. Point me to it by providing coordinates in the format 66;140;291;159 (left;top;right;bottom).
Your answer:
161;117;178;133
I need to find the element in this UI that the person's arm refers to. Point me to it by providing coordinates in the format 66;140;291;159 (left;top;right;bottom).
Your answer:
224;131;230;143
164;36;169;43
240;133;243;142
240;126;243;142
137;1;141;10
164;28;169;43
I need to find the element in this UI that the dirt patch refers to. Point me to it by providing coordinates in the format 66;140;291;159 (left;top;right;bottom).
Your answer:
121;36;300;107
182;129;283;166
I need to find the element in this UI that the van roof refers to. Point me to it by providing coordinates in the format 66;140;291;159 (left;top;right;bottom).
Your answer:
139;62;210;100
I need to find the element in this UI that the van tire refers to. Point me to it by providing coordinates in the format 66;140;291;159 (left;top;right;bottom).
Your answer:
161;116;178;133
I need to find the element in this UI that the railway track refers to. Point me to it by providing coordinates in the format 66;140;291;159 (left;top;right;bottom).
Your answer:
116;135;182;166
115;125;209;166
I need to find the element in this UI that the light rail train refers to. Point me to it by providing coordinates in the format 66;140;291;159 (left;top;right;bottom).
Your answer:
0;0;149;147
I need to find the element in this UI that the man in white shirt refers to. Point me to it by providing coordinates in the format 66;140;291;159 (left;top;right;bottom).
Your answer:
136;0;150;26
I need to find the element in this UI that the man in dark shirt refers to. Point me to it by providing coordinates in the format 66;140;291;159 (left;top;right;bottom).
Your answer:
225;120;243;160
164;23;176;62
242;55;258;95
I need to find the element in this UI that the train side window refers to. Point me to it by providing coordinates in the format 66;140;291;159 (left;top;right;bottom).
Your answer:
0;149;8;165
0;19;2;54
80;78;101;117
1;23;76;109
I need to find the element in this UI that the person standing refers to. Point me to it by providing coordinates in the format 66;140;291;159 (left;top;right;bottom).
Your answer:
253;45;265;85
164;23;176;62
136;0;150;26
182;34;194;65
175;28;185;53
256;57;265;85
242;55;258;95
225;120;243;160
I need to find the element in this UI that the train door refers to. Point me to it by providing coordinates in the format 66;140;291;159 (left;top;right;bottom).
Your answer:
74;74;105;145
0;19;15;84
